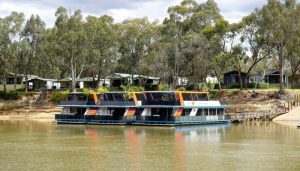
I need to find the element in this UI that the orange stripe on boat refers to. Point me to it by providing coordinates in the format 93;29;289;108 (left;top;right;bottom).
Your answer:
87;108;97;115
127;108;136;116
175;107;183;117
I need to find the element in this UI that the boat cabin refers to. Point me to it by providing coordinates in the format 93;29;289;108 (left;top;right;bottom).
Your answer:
142;92;181;106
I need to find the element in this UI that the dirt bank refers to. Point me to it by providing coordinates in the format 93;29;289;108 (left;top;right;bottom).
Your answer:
0;105;60;121
0;94;60;121
216;90;294;113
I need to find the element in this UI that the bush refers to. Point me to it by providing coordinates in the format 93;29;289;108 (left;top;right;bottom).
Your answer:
247;83;258;88
185;83;197;90
207;83;215;90
50;91;68;104
257;83;269;89
229;83;241;89
158;83;169;91
209;90;219;99
97;86;109;94
0;91;21;100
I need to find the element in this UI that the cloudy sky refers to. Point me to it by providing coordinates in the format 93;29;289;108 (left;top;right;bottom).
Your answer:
0;0;268;27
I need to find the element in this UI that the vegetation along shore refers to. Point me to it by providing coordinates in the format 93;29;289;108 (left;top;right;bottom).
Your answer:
1;0;300;123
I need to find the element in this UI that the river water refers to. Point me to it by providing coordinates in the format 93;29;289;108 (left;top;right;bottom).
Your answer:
0;121;300;171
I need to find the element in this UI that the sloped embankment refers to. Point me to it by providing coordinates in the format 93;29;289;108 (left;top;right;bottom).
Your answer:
216;90;294;113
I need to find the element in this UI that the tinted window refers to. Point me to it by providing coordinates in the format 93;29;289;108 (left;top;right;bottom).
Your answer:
114;93;125;101
77;94;87;101
182;93;193;101
197;94;208;101
136;93;146;101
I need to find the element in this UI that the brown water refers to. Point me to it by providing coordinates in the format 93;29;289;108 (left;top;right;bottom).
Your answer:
0;121;300;171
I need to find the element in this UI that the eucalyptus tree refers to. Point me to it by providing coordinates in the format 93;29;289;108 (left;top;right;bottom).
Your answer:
241;9;272;89
117;17;158;85
54;7;87;91
20;14;46;91
84;15;117;88
285;2;300;88
162;0;224;88
0;12;25;92
259;0;296;93
37;29;61;78
203;19;233;90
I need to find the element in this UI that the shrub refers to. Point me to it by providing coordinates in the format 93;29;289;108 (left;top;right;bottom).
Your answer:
229;83;241;89
83;88;92;95
158;83;169;91
186;83;197;90
257;82;269;89
0;91;21;100
209;90;219;99
97;86;109;94
50;91;68;104
247;83;258;89
207;83;215;90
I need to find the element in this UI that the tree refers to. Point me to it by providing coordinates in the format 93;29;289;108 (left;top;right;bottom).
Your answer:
285;2;300;88
0;12;25;92
21;14;46;92
54;7;87;91
260;0;296;93
117;18;158;85
84;15;117;88
241;9;272;89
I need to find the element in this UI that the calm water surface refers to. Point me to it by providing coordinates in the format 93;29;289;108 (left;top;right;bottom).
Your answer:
0;121;300;171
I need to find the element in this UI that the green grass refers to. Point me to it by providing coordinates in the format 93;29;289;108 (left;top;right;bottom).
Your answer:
0;84;24;92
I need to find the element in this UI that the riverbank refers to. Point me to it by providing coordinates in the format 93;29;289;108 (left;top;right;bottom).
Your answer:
273;106;300;122
0;94;59;121
0;89;298;122
0;106;59;121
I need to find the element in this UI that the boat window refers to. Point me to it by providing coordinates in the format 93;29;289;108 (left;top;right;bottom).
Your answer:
136;93;146;101
182;93;193;101
182;109;191;116
196;108;203;116
204;109;209;116
197;94;208;101
77;94;87;101
67;94;74;101
113;93;125;101
210;108;217;115
163;93;177;101
217;108;224;115
152;93;163;100
104;94;115;101
192;94;199;101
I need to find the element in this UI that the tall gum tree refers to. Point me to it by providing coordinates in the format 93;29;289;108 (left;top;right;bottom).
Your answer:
54;7;87;92
260;0;296;93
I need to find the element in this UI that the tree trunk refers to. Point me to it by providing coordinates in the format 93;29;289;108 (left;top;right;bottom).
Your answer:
279;56;284;94
238;70;243;90
3;78;7;93
71;56;77;92
215;71;222;91
14;77;17;91
25;75;28;93
245;74;249;90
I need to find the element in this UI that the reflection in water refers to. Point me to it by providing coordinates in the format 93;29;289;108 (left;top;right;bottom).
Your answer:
0;121;300;170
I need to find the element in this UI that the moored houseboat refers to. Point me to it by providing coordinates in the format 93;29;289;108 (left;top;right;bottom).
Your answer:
55;91;231;126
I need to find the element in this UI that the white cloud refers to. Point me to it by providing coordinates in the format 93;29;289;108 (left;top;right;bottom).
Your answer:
0;0;273;27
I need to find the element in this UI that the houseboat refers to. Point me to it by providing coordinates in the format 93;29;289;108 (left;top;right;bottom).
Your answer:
55;91;231;126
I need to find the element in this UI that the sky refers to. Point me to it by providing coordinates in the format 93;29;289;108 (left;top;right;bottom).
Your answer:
0;0;268;27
